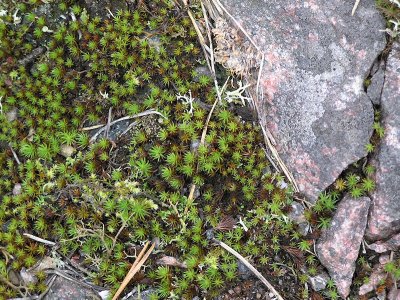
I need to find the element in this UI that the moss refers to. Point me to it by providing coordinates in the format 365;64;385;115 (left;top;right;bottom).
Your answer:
0;0;324;299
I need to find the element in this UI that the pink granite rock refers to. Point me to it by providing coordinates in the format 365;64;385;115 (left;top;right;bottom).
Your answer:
368;232;400;253
366;42;400;241
358;261;387;295
217;0;386;202
316;195;370;298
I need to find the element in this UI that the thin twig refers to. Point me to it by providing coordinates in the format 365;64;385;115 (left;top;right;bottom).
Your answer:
112;242;155;300
23;233;56;246
184;95;220;215
213;239;285;300
81;124;105;131
351;0;361;15
9;144;21;165
89;109;166;143
105;107;113;139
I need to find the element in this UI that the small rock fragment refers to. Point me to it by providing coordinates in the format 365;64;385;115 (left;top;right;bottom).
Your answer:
316;194;371;298
367;61;385;106
60;145;76;158
366;41;400;241
43;276;100;300
13;183;22;196
6;108;18;122
388;286;400;300
156;256;187;269
308;271;329;292
20;267;37;285
288;202;306;224
368;233;400;253
359;262;387;295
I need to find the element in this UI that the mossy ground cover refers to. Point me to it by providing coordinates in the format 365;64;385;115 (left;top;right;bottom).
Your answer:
0;0;394;299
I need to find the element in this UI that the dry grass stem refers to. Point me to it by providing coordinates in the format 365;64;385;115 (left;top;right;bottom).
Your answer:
112;242;155;300
214;239;285;300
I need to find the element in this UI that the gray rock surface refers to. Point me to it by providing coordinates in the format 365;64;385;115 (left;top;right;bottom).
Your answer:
218;0;386;202
316;195;370;298
367;60;386;106
368;232;400;253
308;271;329;292
43;276;100;300
366;42;400;241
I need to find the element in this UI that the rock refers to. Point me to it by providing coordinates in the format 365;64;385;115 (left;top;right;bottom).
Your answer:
6;107;18;122
388;286;400;300
365;41;400;241
288;202;310;235
368;233;400;253
367;60;385;106
8;269;20;286
83;0;126;19
60;145;76;158
233;285;241;294
288;202;306;224
12;183;22;196
308;271;329;292
217;0;386;202
316;195;371;298
43;276;100;300
237;259;252;280
359;262;387;295
20;267;37;285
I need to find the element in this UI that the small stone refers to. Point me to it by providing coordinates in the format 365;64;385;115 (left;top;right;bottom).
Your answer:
60;145;76;158
369;233;400;253
297;222;310;236
20;267;37;285
233;286;241;294
228;289;234;295
308;272;329;291
288;202;306;224
190;139;200;151
8;269;20;286
388;286;400;300
359;262;387;295
237;259;252;280
256;293;262;299
13;183;22;196
367;61;385;106
379;254;391;265
6;108;17;122
316;194;371;298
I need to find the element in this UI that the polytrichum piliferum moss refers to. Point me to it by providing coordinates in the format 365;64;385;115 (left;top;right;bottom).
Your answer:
0;0;354;299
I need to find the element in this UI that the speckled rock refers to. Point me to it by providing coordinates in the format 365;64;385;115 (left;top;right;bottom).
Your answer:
83;0;126;19
308;271;329;292
218;0;386;202
366;42;400;241
43;277;100;300
367;60;386;106
316;195;371;298
359;261;387;296
368;233;400;253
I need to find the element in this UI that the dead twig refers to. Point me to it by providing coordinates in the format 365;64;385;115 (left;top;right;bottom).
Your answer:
105;107;113;139
352;0;361;15
23;233;56;246
89;109;166;143
213;238;285;300
112;241;155;300
9;143;21;165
